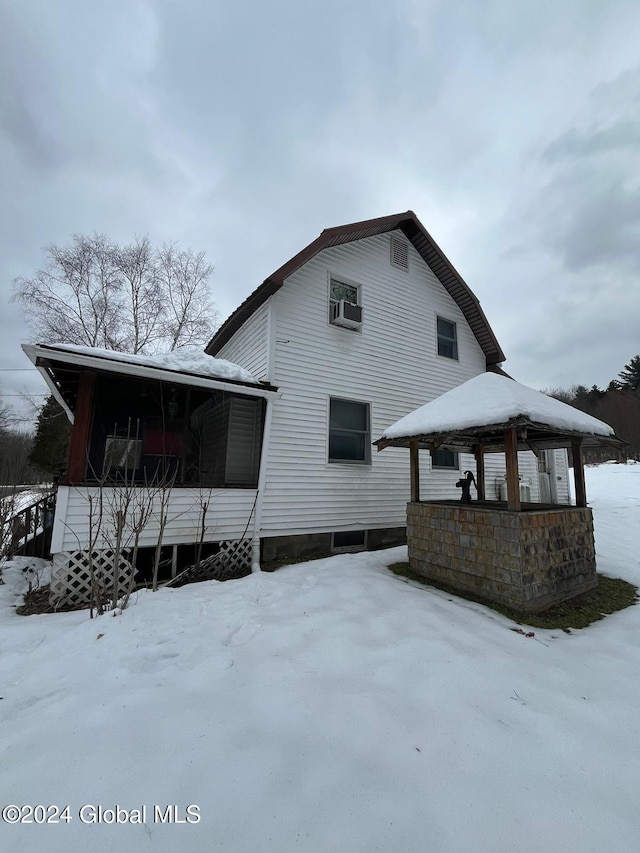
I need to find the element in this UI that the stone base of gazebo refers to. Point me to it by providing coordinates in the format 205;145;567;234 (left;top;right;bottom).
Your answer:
407;501;597;612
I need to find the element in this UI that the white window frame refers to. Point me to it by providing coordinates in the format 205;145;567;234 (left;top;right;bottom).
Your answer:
436;315;459;360
327;273;363;332
327;396;372;465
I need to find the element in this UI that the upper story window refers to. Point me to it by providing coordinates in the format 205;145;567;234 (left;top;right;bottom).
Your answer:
328;397;370;464
437;316;458;360
329;277;362;330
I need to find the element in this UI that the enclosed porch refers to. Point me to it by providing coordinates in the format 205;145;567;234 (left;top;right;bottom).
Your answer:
21;343;280;606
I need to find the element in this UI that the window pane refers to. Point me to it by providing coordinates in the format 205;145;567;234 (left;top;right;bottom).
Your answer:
437;317;458;359
438;339;456;359
437;317;455;339
328;398;370;463
432;449;458;468
333;530;366;549
330;399;367;432
330;279;358;305
329;431;366;461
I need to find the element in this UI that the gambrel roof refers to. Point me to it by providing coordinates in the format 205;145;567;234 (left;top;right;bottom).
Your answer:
206;211;506;366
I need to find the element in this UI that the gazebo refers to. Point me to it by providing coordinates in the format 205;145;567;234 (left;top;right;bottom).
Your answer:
375;373;625;612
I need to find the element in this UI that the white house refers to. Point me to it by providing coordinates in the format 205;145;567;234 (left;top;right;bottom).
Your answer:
206;210;570;562
22;210;570;605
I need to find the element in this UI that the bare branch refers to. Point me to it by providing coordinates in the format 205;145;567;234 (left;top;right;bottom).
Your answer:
13;234;218;353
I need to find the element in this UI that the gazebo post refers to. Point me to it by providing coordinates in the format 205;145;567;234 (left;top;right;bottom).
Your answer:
572;438;587;507
504;428;521;511
410;440;420;503
474;445;485;501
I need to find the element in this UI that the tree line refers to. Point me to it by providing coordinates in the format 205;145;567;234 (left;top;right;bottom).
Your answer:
546;356;640;462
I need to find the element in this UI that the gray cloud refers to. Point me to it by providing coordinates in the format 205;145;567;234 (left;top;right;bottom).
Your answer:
2;0;640;422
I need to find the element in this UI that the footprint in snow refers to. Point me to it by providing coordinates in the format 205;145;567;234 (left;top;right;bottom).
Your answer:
224;620;261;647
299;576;317;590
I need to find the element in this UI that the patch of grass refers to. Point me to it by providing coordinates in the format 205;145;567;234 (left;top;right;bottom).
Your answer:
387;562;638;630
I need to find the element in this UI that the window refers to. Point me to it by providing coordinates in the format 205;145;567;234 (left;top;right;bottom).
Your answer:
328;398;370;463
437;317;458;360
332;530;367;552
431;448;459;469
329;277;362;329
330;278;359;305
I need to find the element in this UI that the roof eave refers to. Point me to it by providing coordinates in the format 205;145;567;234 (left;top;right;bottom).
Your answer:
375;416;623;453
22;343;281;404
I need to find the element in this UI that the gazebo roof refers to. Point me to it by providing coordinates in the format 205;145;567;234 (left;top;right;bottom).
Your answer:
376;373;622;453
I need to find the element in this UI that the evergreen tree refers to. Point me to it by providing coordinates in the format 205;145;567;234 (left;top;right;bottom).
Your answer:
29;396;71;477
619;355;640;391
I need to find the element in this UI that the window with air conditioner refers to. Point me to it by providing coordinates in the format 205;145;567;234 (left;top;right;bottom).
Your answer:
329;277;362;330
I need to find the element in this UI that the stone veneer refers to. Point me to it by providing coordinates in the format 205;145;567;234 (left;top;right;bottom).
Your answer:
407;501;597;612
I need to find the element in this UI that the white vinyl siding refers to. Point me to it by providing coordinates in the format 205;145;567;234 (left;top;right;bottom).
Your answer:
257;231;488;536
52;485;258;552
215;228;569;540
216;300;270;381
225;398;263;485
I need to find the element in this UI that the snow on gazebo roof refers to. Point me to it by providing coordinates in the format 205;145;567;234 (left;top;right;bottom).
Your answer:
380;372;614;444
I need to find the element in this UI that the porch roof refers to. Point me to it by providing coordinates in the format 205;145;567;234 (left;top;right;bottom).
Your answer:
22;343;280;423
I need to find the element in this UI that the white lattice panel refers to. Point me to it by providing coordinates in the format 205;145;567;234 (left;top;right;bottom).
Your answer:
171;538;253;587
50;549;134;608
206;538;252;580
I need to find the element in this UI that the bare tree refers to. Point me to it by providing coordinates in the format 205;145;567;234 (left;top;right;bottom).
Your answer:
157;244;218;350
13;234;217;354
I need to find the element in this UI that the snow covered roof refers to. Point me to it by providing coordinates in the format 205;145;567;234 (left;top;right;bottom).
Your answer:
38;343;262;386
22;342;279;422
378;373;618;450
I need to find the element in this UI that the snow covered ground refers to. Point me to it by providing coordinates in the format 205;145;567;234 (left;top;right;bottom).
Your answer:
0;464;639;853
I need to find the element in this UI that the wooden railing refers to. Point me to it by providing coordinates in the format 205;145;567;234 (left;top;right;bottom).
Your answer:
7;491;57;559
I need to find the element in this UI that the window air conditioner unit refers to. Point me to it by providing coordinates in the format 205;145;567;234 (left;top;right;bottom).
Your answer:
330;299;362;330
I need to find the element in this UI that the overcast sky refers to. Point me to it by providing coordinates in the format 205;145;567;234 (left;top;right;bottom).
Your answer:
1;0;639;423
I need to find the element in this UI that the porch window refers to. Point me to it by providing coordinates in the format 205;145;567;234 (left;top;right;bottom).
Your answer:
89;374;264;488
437;317;458;360
328;398;370;464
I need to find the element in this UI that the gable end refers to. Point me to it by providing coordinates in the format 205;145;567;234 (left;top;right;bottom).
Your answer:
206;211;505;366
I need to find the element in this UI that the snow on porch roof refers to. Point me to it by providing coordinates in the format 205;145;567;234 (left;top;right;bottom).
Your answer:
379;372;615;445
22;343;280;420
